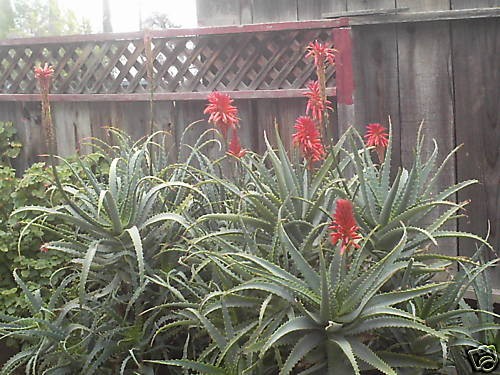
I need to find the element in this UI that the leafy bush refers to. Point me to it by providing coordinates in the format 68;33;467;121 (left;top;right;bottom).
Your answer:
0;121;70;318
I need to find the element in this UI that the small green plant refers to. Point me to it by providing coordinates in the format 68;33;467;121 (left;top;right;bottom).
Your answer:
0;122;21;166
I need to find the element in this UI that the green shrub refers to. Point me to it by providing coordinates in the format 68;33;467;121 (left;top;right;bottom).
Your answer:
0;121;69;318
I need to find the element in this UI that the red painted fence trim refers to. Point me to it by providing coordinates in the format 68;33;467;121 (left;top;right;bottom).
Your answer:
0;88;337;102
332;27;354;105
0;19;349;46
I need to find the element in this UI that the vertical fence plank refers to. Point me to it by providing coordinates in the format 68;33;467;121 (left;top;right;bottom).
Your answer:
254;99;281;153
234;99;257;152
175;101;212;161
254;98;305;154
112;102;149;141
240;0;253;24
451;0;500;8
298;0;323;20
277;98;307;152
53;102;92;157
196;0;241;26
88;102;116;151
351;24;401;171
153;101;177;164
396;0;450;10
347;0;396;11
0;102;45;173
396;19;457;257
321;0;347;13
452;18;499;287
252;0;298;22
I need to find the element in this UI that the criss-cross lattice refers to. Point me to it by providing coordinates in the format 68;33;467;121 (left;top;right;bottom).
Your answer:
0;28;336;95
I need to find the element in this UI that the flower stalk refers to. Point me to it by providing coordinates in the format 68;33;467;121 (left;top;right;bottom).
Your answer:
364;123;389;164
34;64;56;157
144;30;155;173
305;41;336;140
329;199;362;254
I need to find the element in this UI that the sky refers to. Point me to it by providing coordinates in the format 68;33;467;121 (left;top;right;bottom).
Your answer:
58;0;198;32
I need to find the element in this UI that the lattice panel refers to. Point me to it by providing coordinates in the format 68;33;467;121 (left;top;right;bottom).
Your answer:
0;28;336;95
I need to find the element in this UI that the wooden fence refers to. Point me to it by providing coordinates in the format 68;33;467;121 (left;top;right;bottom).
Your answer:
0;19;350;167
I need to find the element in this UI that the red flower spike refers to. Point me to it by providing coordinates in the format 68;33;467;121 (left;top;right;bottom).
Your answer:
227;130;247;158
304;80;332;123
204;92;239;139
34;63;54;91
329;199;362;254
306;40;336;68
292;116;325;164
364;123;389;163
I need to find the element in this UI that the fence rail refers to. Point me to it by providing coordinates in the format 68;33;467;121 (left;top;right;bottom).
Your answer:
0;20;348;100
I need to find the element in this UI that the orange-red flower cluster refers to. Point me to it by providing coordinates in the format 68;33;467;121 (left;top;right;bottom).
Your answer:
227;130;247;158
329;199;361;254
34;63;54;91
304;80;332;123
204;92;239;139
292;116;325;164
364;123;389;148
305;40;336;68
365;123;389;163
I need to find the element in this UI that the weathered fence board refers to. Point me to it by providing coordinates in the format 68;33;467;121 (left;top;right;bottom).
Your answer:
298;0;323;20
347;0;394;11
253;0;298;22
351;24;401;171
452;18;499;259
397;0;451;11
397;20;457;257
452;0;500;8
196;0;241;26
322;0;347;13
0;102;45;173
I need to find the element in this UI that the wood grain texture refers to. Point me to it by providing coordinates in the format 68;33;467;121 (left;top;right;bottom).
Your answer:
88;101;114;148
397;21;457;256
0;102;45;173
234;100;256;152
252;98;301;153
347;0;396;12
351;24;401;171
53;102;92;157
254;99;280;154
396;0;451;11
196;0;241;26
240;0;253;24
451;0;500;9
321;0;347;13
298;0;323;20
174;101;213;163
252;0;298;22
152;101;177;163
452;19;499;286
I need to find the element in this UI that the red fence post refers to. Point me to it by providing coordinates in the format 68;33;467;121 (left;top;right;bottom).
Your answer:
332;26;355;135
